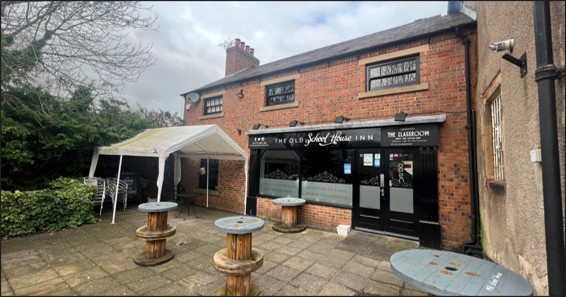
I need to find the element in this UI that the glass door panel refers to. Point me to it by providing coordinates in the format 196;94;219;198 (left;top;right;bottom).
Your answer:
356;151;386;230
388;152;414;214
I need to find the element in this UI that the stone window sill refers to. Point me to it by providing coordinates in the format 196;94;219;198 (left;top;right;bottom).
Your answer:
487;179;506;195
358;82;429;99
259;101;299;112
199;112;224;120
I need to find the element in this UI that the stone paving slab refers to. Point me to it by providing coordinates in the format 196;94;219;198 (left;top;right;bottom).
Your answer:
1;205;429;296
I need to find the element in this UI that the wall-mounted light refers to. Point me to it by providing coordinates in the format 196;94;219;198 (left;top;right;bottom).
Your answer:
237;128;242;135
289;120;304;127
236;89;244;99
334;116;350;124
252;123;269;130
394;111;407;121
185;102;192;111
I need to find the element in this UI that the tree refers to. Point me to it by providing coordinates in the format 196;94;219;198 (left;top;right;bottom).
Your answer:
134;102;183;128
1;1;158;101
1;85;154;190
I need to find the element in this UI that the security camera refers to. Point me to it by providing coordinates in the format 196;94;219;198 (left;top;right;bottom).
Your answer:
185;102;192;111
489;39;514;52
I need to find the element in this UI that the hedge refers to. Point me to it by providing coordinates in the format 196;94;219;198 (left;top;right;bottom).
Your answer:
1;177;97;238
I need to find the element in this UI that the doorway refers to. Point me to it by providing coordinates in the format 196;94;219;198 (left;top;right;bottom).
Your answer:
354;149;419;238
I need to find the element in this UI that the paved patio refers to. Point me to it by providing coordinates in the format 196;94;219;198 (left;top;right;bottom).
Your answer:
1;205;429;296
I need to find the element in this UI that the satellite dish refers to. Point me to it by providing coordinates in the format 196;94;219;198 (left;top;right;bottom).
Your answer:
185;92;200;103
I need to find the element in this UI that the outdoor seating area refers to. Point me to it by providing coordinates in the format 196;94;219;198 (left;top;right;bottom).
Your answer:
1;206;428;296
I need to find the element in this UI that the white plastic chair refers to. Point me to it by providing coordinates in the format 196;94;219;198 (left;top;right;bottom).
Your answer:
105;178;129;211
83;177;106;215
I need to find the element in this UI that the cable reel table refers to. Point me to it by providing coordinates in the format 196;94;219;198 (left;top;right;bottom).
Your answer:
213;216;264;296
272;197;307;233
134;202;177;266
390;249;534;296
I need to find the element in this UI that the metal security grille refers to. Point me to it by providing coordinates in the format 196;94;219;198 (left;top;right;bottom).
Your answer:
491;94;504;180
265;80;295;106
204;96;222;115
367;56;420;91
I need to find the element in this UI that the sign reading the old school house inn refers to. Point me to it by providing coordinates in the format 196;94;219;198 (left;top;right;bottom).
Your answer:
249;124;438;149
249;128;381;149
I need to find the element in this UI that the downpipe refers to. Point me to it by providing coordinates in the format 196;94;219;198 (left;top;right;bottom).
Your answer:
457;30;483;258
533;1;565;296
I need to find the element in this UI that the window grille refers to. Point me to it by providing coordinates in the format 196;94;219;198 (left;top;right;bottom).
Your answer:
367;56;420;91
265;80;295;106
491;94;504;180
204;96;222;115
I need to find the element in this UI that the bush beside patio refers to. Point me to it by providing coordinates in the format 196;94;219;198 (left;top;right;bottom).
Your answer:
1;177;97;238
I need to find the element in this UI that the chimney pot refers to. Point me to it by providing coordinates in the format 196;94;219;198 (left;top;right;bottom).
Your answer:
235;38;241;48
245;45;250;53
250;48;255;56
240;41;245;49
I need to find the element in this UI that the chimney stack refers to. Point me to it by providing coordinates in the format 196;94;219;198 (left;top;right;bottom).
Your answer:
225;38;260;76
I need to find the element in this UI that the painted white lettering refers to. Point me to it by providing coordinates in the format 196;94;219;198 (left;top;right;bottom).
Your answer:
397;130;430;137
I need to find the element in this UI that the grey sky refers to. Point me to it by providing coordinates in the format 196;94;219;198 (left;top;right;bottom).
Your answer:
121;1;448;116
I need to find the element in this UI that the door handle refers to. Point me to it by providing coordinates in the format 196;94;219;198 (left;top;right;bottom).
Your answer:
380;187;384;197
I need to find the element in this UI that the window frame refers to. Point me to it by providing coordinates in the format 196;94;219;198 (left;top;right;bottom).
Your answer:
366;55;420;92
265;80;295;107
489;92;504;181
203;95;223;116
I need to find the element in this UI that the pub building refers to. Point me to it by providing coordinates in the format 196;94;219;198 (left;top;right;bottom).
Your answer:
180;10;476;250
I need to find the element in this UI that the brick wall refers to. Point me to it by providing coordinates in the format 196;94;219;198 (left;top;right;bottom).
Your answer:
182;158;246;214
183;30;475;250
256;197;352;231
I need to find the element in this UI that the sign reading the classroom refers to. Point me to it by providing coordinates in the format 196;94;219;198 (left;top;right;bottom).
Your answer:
381;125;438;147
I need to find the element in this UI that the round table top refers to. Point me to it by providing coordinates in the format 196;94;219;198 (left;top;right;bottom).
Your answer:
272;197;306;206
138;202;178;213
390;249;533;296
214;216;265;234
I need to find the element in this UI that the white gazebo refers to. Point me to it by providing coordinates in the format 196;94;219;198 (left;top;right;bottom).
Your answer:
88;125;248;224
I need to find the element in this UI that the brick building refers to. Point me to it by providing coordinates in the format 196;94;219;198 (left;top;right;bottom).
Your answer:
180;9;476;250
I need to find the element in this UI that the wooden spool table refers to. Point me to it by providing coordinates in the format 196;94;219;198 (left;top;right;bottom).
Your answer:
272;197;307;233
390;249;534;296
134;202;177;267
213;216;264;296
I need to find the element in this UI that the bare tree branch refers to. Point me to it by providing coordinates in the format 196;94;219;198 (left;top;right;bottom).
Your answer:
1;1;158;99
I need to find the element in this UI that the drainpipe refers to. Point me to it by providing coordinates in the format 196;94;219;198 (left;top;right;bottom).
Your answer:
533;1;565;296
457;29;483;258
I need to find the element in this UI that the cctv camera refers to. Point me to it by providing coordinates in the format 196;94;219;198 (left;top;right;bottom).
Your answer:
489;39;514;52
185;102;192;111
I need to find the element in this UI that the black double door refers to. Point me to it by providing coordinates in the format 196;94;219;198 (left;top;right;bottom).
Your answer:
354;149;419;238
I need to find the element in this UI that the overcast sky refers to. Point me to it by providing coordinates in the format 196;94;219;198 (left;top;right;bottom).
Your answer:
121;1;448;116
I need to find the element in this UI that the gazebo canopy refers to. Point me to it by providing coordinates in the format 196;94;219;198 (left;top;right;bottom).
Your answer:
88;125;248;223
